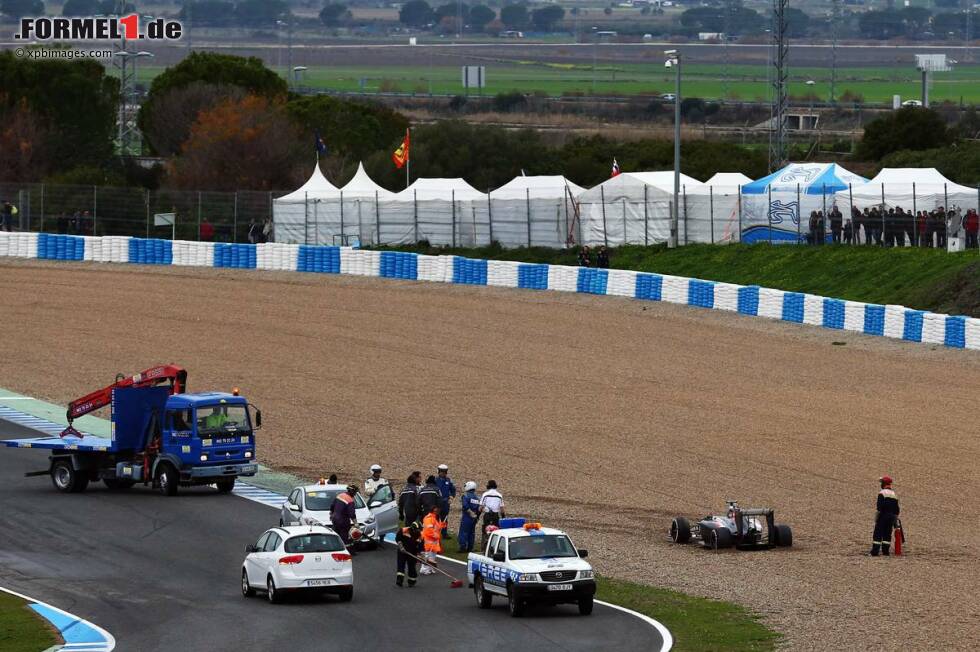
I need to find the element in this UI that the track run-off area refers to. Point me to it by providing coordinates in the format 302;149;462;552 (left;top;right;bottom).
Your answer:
1;259;979;649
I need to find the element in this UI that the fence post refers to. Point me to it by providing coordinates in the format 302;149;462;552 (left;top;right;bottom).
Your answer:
880;183;885;245
451;189;456;248
145;189;150;238
413;189;418;243
796;183;802;243
526;188;532;248
822;183;827;243
643;184;648;246
197;191;202;241
93;185;98;236
314;200;319;245
683;185;688;245
340;191;346;245
233;191;238;243
709;185;714;244
304;191;309;245
737;185;742;242
848;183;854;244
767;185;772;245
600;185;608;247
487;190;494;245
622;198;627;245
39;183;44;232
912;182;917;246
375;190;381;245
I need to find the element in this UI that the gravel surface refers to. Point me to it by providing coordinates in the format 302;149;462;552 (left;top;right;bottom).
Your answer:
2;260;979;650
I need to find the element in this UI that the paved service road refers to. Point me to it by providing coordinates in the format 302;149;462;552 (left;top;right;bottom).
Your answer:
0;420;664;652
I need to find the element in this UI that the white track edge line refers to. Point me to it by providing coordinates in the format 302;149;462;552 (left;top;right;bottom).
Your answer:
235;484;672;652
0;586;116;651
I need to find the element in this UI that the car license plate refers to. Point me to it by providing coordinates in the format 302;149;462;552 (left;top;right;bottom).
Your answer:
547;583;573;591
307;579;333;587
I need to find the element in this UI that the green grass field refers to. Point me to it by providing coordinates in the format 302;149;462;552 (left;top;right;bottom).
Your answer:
136;61;980;103
0;592;58;652
373;242;980;317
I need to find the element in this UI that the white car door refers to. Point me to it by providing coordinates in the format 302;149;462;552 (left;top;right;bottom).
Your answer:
246;532;271;586
366;484;399;535
282;489;302;525
262;532;282;578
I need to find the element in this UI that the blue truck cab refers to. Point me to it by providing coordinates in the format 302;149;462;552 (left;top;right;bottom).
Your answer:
2;385;261;496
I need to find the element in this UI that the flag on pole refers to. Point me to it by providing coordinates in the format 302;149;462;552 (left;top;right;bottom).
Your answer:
392;129;410;169
314;130;327;156
611;158;621;177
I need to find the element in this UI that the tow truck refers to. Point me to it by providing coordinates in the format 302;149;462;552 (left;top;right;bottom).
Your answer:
467;519;596;617
0;365;261;496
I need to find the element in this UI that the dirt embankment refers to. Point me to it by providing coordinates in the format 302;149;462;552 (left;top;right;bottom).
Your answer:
2;260;978;650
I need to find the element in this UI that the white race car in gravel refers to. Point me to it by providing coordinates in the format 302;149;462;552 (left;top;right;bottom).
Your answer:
242;525;353;603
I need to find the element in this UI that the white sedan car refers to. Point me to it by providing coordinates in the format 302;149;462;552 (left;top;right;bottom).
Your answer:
280;482;399;547
242;526;353;603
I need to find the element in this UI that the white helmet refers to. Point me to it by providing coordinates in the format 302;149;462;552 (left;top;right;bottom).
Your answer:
370;464;382;472
437;464;449;471
464;481;477;491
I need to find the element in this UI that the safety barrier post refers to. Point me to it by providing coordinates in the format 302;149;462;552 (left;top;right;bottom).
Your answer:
796;183;802;243
233;191;238;243
375;190;381;245
709;185;714;244
643;184;649;246
600;185;608;247
451;189;456;248
413;189;418;243
526;188;532;248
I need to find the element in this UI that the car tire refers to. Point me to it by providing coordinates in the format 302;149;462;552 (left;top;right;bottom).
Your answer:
103;478;135;490
156;464;178;497
51;460;88;493
241;569;255;598
338;587;353;602
474;576;493;609
670;517;691;544
216;478;235;493
773;524;793;547
507;585;525;617
267;576;281;604
710;527;733;550
578;596;594;616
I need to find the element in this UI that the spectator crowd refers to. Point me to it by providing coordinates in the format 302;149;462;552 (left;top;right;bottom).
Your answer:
804;204;980;249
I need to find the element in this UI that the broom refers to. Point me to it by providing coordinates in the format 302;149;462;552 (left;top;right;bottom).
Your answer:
398;546;464;588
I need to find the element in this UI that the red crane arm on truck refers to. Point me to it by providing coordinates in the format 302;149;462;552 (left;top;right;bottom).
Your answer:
61;365;188;438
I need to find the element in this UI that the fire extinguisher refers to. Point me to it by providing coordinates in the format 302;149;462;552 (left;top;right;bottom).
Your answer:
894;518;905;556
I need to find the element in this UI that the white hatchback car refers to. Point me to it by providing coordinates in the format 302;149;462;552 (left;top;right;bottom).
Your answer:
280;482;399;547
242;526;353;603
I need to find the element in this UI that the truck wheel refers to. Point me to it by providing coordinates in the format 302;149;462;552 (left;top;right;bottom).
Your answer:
241;569;255;598
773;524;793;547
338;587;353;602
474;576;493;609
156;464;178;497
670;517;691;544
507;585;525;617
578;596;594;616
710;528;733;550
216;478;235;493
51;460;87;493
103;478;135;490
266;576;281;604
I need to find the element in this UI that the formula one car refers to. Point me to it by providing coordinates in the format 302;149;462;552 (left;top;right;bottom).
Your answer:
669;501;793;550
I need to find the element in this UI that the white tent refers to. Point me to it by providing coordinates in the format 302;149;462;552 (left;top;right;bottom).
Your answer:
273;164;341;244
474;175;586;248
490;175;585;200
705;172;753;187
381;178;488;246
575;172;703;246
394;178;485;201
835;168;979;213
341;162;395;199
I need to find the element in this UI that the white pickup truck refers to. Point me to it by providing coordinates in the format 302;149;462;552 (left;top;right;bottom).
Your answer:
466;520;596;617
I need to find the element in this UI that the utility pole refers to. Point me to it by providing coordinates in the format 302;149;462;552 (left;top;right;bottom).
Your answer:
830;0;840;103
768;0;789;172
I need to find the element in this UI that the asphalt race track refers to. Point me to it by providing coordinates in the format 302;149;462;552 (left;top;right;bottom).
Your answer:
0;418;664;652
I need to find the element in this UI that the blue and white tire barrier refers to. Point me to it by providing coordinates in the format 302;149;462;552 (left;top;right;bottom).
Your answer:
1;230;978;351
0;586;115;652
